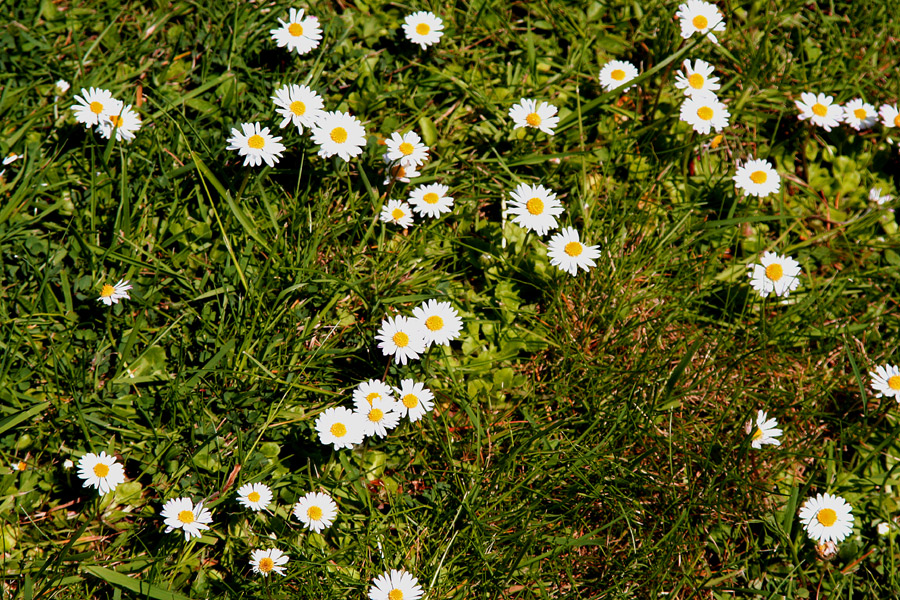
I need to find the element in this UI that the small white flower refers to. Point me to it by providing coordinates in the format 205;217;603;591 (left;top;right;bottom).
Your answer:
795;92;843;132
380;199;415;228
293;491;338;533
507;182;563;236
270;8;322;55
508;98;559;135
355;396;401;438
55;79;71;95
161;497;213;540
63;459;74;470
368;569;424;600
733;157;780;198
98;279;132;306
877;521;891;536
250;548;289;577
676;0;726;44
352;379;395;407
76;451;126;495
869;363;900;402
680;95;730;135
310;111;367;162
393;379;435;422
798;493;854;544
97;104;142;142
747;251;801;298
869;187;894;205
842;98;877;131
383;158;421;185
272;84;325;133
598;60;639;93
402;11;444;49
408;183;453;218
2;153;21;166
674;59;720;98
547;227;601;276
71;88;123;128
375;315;427;365
315;407;365;450
384;131;429;167
745;410;782;449
879;104;900;129
226;122;285;168
412;299;463;347
236;482;273;511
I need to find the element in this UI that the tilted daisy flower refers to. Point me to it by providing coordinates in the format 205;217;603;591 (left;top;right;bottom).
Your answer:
402;11;444;49
842;98;877;131
383;158;421;185
869;187;894;205
270;8;322;55
680;95;730;135
369;569;424;600
384;131;429;167
745;410;782;449
98;279;132;306
226;122;285;168
380;199;415;228
352;379;395;407
408;183;453;218
869;364;900;401
795;92;842;131
507;182;563;236
676;0;726;44
97;104;142;142
799;493;854;544
2;153;20;166
393;379;436;422
10;460;27;471
315;406;365;450
71;88;122;127
250;548;288;577
547;227;601;276
412;299;463;347
293;491;338;533
674;59;720;98
733;157;781;198
311;111;367;161
598;60;639;93
879;104;900;129
508;98;559;135
236;482;273;512
161;497;213;540
272;84;324;133
747;251;801;298
355;396;401;438
55;79;71;95
76;451;126;495
376;315;427;365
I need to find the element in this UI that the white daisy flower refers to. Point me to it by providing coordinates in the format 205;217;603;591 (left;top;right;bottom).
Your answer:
63;459;74;470
250;548;288;577
55;79;71;95
408;183;453;218
680;95;730;135
842;98;877;131
97;104;142;142
76;451;126;495
869;187;894;205
383;158;421;185
384;131;429;167
733;157;781;198
412;299;463;347
11;460;27;471
674;59;720;98
368;569;424;600
547;227;601;276
293;491;338;533
402;11;444;49
507;183;563;236
272;84;324;133
798;493;854;544
870;364;900;401
98;279;132;306
879;104;900;129
380;199;415;228
355;396;401;439
226;122;286;168
747;251;801;298
161;497;213;540
352;379;395;407
315;407;365;450
508;98;559;135
236;482;273;511
393;379;436;422
877;521;891;536
270;8;322;55
676;0;726;44
72;88;123;128
745;410;782;449
3;153;20;166
310;111;367;162
598;60;639;93
795;92;843;132
375;315;427;365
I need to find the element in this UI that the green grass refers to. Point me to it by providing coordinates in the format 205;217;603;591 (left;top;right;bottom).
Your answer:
2;0;900;598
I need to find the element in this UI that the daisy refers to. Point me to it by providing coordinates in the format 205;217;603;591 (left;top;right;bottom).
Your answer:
598;60;639;93
547;227;601;276
879;104;900;129
508;98;559;135
71;88;122;127
745;410;782;449
878;522;891;536
3;153;21;166
384;131;429;167
870;364;900;401
680;95;730;134
97;104;142;142
380;199;415;228
376;315;427;365
798;493;854;543
352;378;395;407
226;122;285;168
55;79;71;95
76;451;126;495
747;251;801;298
402;11;444;49
507;182;563;235
842;98;877;131
270;8;322;55
272;84;325;133
412;299;463;347
315;406;365;450
63;459;74;470
10;460;27;471
393;379;435;422
250;548;288;577
732;157;781;198
161;497;213;540
383;158;421;185
795;92;843;132
236;482;273;511
293;491;338;533
311;111;367;161
408;183;453;218
869;187;894;205
98;279;132;306
676;0;726;44
355;396;401;438
369;569;424;600
674;59;720;98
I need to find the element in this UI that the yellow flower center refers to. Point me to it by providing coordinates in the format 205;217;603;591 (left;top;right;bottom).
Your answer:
816;508;837;527
17;461;27;471
100;284;115;298
415;23;430;35
248;491;261;503
393;332;409;347
610;69;626;81
330;422;347;438
391;208;404;221
894;115;900;128
388;589;404;600
307;505;323;520
258;557;274;573
90;101;104;114
93;463;110;478
423;192;439;204
425;315;444;331
749;170;767;184
564;242;583;257
888;375;900;391
366;392;381;404
526;197;544;215
109;115;124;127
688;73;704;89
710;134;723;148
752;428;763;441
811;103;827;117
692;14;708;29
288;23;303;37
248;135;265;149
853;108;867;120
290;101;306;116
330;127;348;144
399;142;414;155
394;165;407;178
697;106;714;121
177;510;195;524
525;112;542;126
402;394;419;408
368;408;384;422
765;263;783;281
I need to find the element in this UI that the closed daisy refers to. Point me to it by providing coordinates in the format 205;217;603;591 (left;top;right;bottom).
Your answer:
315;406;365;450
97;104;142;142
412;299;463;347
226;122;285;168
507;183;563;236
272;84;324;133
680;95;730;134
795;92;843;131
352;379;395;407
869;187;894;205
383;159;421;185
745;410;782;449
842;98;877;131
161;497;213;540
385;131;429;167
376;315;427;365
55;79;71;95
674;59;720;98
547;227;601;276
598;60;639;93
311;111;367;161
508;98;559;135
293;491;338;533
879;104;900;129
76;451;126;495
98;279;132;306
408;183;453;218
393;379;436;422
250;548;288;577
676;0;726;44
71;88;122;127
270;8;322;55
402;11;444;49
733;157;780;198
799;493;854;544
369;569;424;600
236;482;273;512
380;199;415;228
355;396;401;438
748;251;801;298
869;364;900;402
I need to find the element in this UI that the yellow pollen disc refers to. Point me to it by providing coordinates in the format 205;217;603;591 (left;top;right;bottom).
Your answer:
526;197;544;215
247;491;261;503
423;192;439;204
765;263;783;281
109;115;124;127
415;23;430;35
697;106;714;121
525;112;542;126
816;508;837;527
425;315;444;331
393;331;409;347
258;557;274;572
395;165;407;178
307;505;323;520
248;134;265;149
692;14;708;29
711;134;723;148
366;393;381;405
330;422;347;437
177;510;195;524
888;375;900;391
752;428;763;441
93;463;110;478
687;73;704;89
749;170;767;184
388;589;404;600
811;103;827;117
288;23;303;36
399;142;414;155
894;115;900;128
100;284;115;298
90;101;104;114
402;394;419;408
17;461;26;471
853;108;867;120
368;408;384;422
330;127;348;144
391;208;404;221
564;241;583;257
290;100;306;116
610;69;626;81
